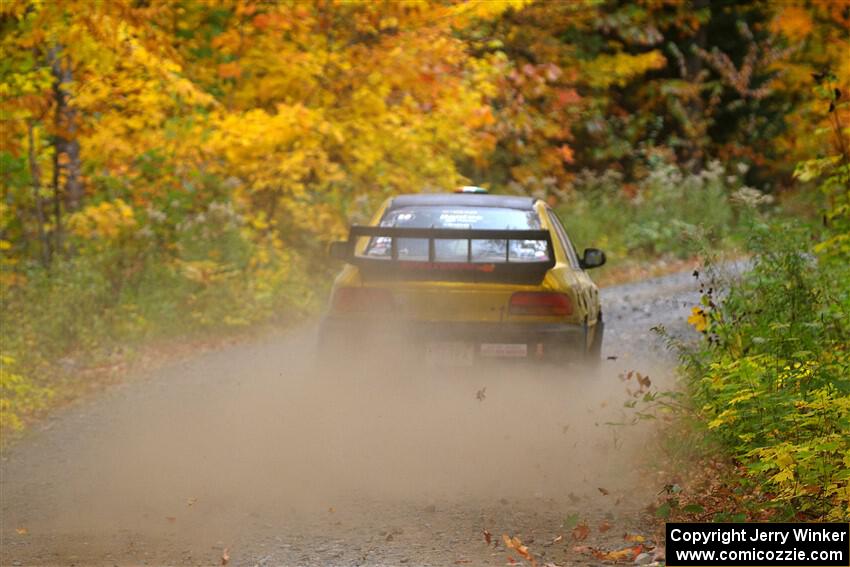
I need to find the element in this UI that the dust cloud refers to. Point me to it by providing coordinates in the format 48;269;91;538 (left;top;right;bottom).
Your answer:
4;325;673;563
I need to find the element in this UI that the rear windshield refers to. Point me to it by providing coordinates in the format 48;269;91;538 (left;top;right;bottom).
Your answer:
363;206;547;262
380;206;540;230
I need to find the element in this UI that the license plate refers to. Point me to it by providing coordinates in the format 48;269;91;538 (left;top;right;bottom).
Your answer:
425;342;475;367
480;343;528;358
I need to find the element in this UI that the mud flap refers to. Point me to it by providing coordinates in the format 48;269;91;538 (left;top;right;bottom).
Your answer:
587;313;604;362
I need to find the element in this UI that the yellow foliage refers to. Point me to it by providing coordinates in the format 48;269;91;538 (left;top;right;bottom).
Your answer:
582;51;667;89
727;390;757;405
0;355;53;436
444;0;532;29
707;408;736;429
687;306;708;332
770;6;814;41
68;200;137;241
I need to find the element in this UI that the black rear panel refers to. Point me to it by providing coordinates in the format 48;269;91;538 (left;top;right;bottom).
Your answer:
340;226;555;284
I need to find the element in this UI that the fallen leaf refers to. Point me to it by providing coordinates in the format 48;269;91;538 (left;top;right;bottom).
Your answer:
16;527;28;535
502;534;535;565
624;534;645;543
221;547;230;566
598;487;610;496
328;507;335;513
455;560;471;564
551;535;563;545
596;545;643;562
598;521;611;533
507;558;517;565
483;529;492;544
166;516;177;523
574;544;643;563
571;523;589;541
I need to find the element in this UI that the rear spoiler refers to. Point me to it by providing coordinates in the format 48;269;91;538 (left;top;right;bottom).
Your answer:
330;225;556;284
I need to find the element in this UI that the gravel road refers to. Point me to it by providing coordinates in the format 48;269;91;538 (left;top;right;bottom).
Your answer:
1;268;708;567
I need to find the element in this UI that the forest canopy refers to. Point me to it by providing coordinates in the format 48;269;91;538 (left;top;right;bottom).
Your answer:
0;0;848;369
2;0;848;266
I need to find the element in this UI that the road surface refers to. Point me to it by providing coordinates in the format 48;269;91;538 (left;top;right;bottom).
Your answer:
1;268;708;566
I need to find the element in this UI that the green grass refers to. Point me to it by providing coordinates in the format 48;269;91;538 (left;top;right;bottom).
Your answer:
555;160;768;280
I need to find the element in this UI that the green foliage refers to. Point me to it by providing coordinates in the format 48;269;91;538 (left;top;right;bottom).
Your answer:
674;63;850;521
683;222;850;520
0;355;52;435
555;160;763;265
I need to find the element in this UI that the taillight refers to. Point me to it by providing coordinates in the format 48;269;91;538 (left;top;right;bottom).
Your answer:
332;287;394;313
509;292;572;316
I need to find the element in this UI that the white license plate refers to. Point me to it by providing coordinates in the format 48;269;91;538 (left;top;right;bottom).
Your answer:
480;343;528;358
425;342;475;367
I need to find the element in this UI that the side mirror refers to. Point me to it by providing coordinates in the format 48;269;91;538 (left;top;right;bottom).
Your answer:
580;248;606;269
328;241;350;261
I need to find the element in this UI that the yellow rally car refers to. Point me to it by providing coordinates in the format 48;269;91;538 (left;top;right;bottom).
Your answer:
320;189;606;365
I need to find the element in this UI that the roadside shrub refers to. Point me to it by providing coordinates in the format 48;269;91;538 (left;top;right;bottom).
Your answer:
683;223;850;520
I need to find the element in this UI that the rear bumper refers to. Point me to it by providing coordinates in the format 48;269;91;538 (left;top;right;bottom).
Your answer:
318;316;587;362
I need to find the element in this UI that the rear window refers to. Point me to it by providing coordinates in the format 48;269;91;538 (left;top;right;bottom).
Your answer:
363;206;547;262
380;206;540;230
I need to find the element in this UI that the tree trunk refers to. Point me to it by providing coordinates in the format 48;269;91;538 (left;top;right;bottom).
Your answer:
50;45;83;216
27;121;51;267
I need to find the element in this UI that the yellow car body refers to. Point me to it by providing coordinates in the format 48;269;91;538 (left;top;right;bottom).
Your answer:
320;192;605;364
